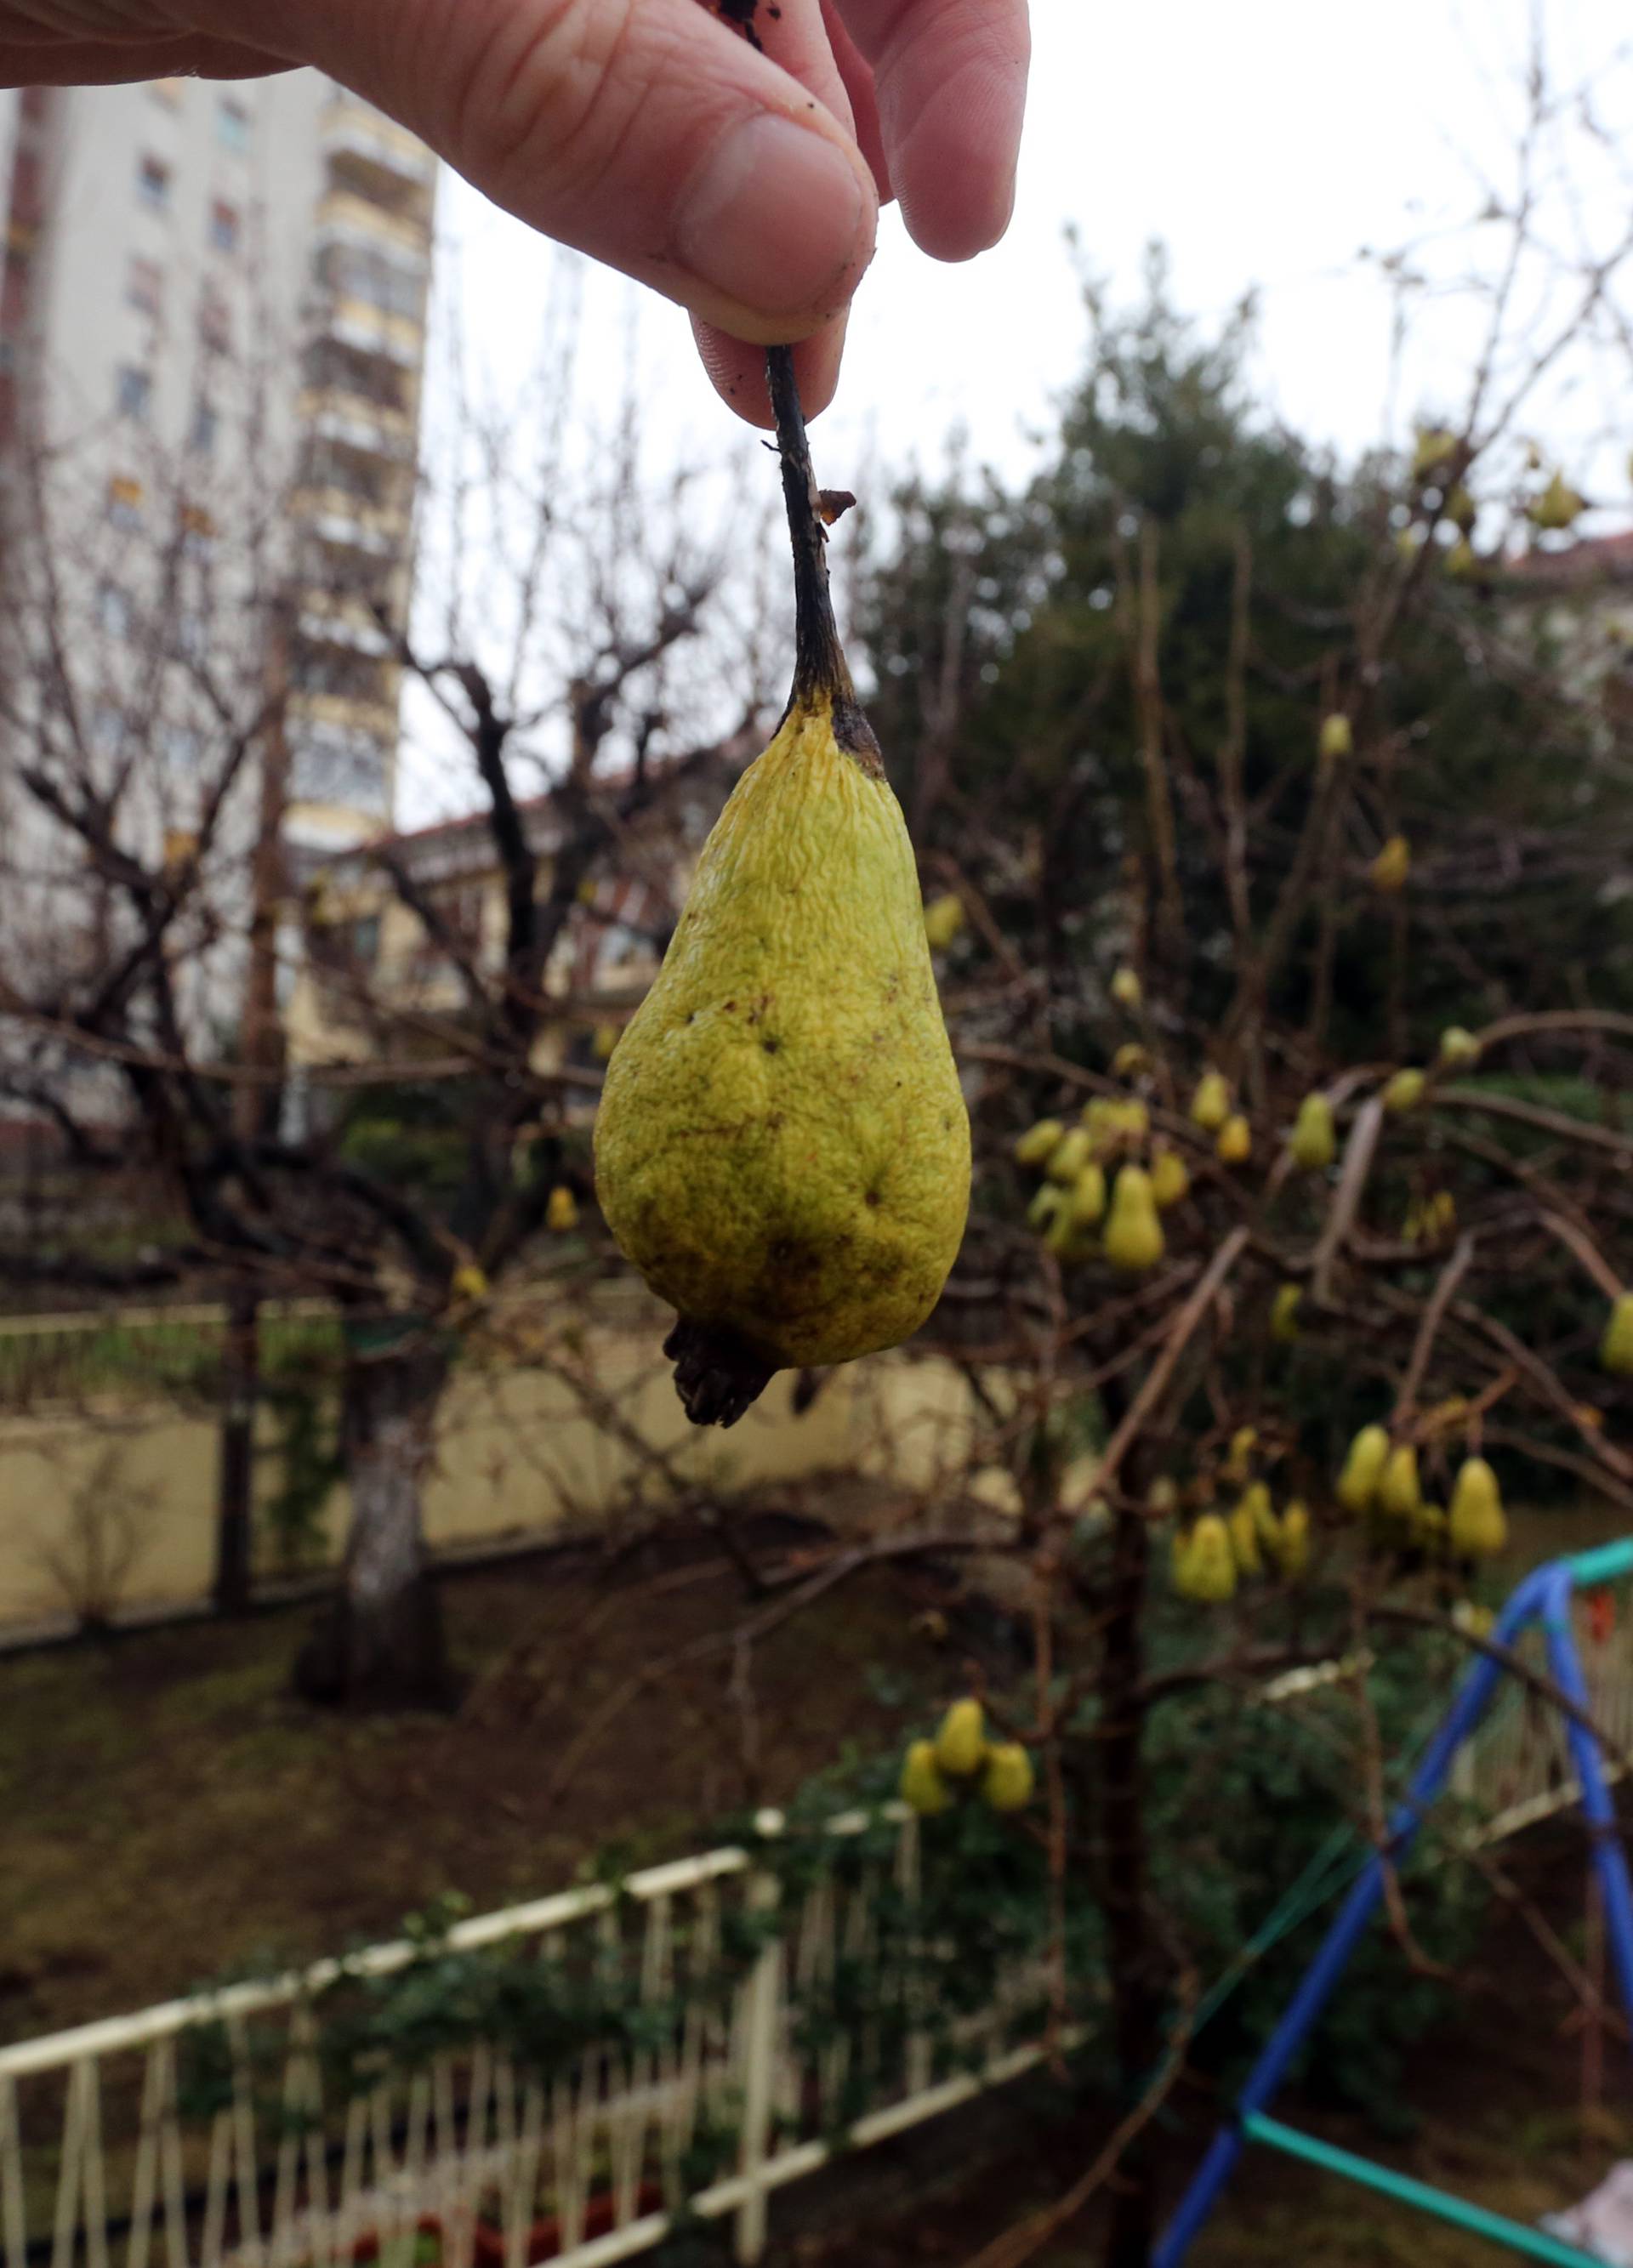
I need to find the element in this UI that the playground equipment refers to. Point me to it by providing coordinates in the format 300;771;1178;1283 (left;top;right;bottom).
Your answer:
1156;1540;1633;2268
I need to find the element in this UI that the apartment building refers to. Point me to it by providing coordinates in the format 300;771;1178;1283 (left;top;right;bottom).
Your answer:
0;71;435;853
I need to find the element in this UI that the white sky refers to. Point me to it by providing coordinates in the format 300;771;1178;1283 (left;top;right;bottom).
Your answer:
400;0;1633;824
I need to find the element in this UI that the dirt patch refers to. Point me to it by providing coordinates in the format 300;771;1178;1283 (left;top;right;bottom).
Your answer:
0;1511;962;2041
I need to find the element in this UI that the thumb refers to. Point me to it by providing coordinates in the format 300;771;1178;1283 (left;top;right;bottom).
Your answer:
193;0;879;346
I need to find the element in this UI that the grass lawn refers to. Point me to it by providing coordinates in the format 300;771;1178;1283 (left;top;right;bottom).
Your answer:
0;1517;953;2043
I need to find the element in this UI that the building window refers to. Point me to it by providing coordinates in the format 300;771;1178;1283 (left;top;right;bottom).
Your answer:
106;475;145;529
116;365;152;419
189;401;219;455
198;287;230;352
94;581;134;639
217;99;250;154
208;201;240;254
127;256;162;316
137;156;172;213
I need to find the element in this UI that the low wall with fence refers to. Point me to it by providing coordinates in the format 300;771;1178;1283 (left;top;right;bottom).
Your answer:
0;1303;996;1637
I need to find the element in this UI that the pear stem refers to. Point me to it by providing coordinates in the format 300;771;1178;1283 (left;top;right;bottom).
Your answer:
765;347;878;759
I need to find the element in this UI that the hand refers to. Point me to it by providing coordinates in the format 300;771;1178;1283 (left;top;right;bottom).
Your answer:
0;0;1029;423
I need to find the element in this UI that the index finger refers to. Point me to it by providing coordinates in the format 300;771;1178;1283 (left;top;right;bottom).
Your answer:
834;0;1029;260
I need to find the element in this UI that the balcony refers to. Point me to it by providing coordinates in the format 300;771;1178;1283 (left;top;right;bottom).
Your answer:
298;385;416;463
315;189;430;269
290;690;400;743
296;594;394;658
292;485;409;560
322;98;435;196
321;296;424;369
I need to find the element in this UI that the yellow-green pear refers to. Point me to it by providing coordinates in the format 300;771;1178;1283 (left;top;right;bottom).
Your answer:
1337;1424;1391;1514
1271;1284;1303;1344
1027;1184;1066;1233
1318;713;1353;761
1412;428;1458;480
592;1023;620;1061
1066;1162;1107;1228
923;892;965;952
1216;1113;1252;1165
1277;1500;1311;1578
1530;470;1586;531
1151;1148;1190;1209
1190;1071;1232;1133
1449;1457;1506;1560
1384;1068;1425;1115
1176;1514;1237;1602
1601;1293;1633;1377
1105;1165;1164;1273
1380;1442;1422;1520
546;1185;578;1234
1016;1118;1066;1168
1046;1128;1095;1185
1110;966;1143;1010
981;1743;1035;1814
595;369;969;1425
900;1740;952;1816
1112;1041;1152;1077
1229;1486;1269;1575
1442;483;1477;532
1437;1026;1482;1069
1289;1093;1337;1171
935;1697;987;1778
1370;835;1412;894
1222;1425;1258;1485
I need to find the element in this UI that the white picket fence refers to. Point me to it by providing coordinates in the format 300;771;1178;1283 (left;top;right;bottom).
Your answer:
0;1806;1062;2268
6;1596;1632;2268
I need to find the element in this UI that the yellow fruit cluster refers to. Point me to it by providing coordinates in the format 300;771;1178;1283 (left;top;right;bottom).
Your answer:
1169;1487;1310;1600
899;1697;1035;1816
1013;1082;1183;1273
1334;1423;1507;1562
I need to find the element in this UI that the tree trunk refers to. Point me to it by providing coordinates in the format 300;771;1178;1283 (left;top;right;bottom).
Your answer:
1100;1498;1162;2268
213;1287;258;1613
294;1333;456;1710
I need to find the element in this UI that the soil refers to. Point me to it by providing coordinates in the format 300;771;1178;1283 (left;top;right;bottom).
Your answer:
0;1508;964;2042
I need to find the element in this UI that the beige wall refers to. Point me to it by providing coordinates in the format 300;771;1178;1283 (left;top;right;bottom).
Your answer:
0;1328;987;1632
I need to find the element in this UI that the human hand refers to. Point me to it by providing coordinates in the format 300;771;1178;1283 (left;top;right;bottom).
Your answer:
0;0;1029;423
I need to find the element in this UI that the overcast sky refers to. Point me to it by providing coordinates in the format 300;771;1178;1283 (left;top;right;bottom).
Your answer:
400;0;1632;821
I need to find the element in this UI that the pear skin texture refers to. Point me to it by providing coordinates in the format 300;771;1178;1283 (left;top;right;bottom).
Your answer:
594;698;971;1373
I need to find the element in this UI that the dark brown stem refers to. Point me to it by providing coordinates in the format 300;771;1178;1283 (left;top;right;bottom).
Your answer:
765;346;879;761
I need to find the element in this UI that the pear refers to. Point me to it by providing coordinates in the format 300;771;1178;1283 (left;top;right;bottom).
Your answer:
1437;1026;1482;1069
1176;1514;1237;1602
1289;1092;1336;1171
935;1697;987;1778
1529;470;1586;531
1110;966;1143;1010
1066;1163;1107;1228
1384;1069;1425;1114
450;1262;489;1304
1151;1148;1190;1208
1190;1071;1232;1133
1601;1293;1633;1377
1412;428;1458;480
1271;1283;1302;1344
1380;1442;1422;1520
596;353;969;1424
1046;1128;1095;1185
1277;1500;1311;1578
1337;1424;1391;1514
1112;1042;1152;1077
1015;1118;1066;1168
900;1740;952;1816
1027;1184;1065;1233
1228;1486;1269;1575
923;892;964;952
981;1743;1036;1814
592;1023;620;1061
1318;713;1353;761
1105;1165;1164;1273
546;1185;578;1234
1216;1113;1252;1165
1222;1425;1258;1485
1442;483;1477;532
1370;835;1411;894
1449;1457;1506;1560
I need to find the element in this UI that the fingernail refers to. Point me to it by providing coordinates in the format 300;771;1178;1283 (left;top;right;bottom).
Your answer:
675;115;872;320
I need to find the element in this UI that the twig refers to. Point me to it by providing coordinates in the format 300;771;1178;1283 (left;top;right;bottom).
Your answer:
1393;1234;1477;1426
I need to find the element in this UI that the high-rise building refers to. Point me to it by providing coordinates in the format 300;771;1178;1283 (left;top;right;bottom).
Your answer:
0;70;435;853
